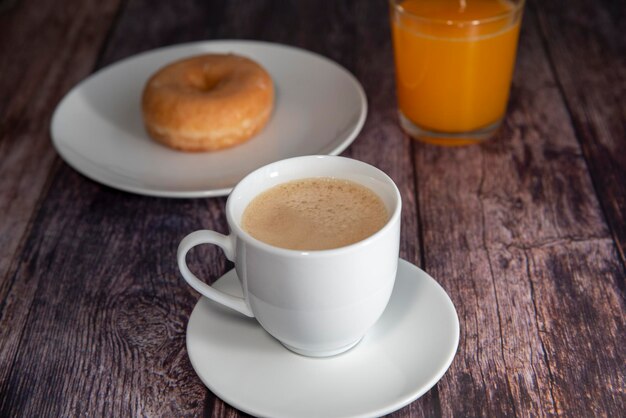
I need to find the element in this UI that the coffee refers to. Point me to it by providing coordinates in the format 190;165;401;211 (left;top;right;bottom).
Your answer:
241;177;388;250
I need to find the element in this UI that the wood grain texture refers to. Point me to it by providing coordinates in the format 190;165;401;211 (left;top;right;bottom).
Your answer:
0;0;121;403
0;171;220;416
533;0;626;265
413;9;626;417
0;0;120;278
1;0;624;417
0;1;226;412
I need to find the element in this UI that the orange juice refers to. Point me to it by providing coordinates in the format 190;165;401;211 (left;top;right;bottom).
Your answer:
390;0;523;144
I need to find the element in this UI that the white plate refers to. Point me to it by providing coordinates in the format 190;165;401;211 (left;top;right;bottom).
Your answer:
186;259;459;418
51;41;367;198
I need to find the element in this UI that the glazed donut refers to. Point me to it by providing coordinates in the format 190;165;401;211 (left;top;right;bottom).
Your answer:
141;54;274;152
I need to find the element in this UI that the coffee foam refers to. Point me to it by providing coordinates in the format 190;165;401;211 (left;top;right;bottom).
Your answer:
241;177;389;251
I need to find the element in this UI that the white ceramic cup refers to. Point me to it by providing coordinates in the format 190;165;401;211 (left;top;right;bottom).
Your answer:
178;155;401;357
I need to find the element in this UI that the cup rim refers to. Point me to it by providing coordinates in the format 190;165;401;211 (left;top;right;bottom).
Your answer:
226;155;402;258
389;0;526;27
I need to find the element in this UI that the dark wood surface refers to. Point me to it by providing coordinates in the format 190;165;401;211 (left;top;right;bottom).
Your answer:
0;0;624;416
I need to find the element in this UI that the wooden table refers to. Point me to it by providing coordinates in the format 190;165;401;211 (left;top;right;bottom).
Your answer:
1;0;624;416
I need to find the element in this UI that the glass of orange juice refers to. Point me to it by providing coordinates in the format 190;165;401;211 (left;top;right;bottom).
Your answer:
390;0;525;146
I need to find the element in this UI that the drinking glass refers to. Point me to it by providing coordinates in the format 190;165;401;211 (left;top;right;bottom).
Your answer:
390;0;525;145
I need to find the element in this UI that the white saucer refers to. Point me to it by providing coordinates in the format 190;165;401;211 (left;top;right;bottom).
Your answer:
186;259;459;418
51;40;367;198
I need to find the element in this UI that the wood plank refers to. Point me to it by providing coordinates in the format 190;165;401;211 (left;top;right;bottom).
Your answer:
0;2;220;413
0;0;423;416
533;0;626;265
0;0;122;403
0;172;219;416
413;8;626;417
0;0;120;275
527;241;626;414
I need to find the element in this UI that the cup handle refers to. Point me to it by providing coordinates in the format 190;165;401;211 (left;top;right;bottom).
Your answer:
178;230;254;317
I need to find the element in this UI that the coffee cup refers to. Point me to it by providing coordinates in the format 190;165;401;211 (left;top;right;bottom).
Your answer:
177;155;401;357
